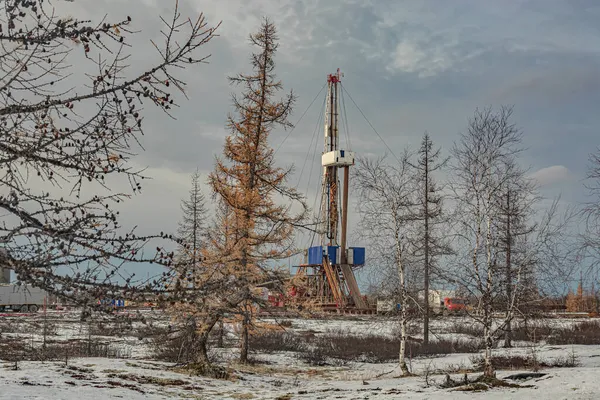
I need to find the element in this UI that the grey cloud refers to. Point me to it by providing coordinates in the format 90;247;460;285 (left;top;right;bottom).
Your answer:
529;165;572;187
487;61;600;106
24;1;600;281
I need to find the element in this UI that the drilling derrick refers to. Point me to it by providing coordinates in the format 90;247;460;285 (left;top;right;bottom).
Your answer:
294;69;370;312
322;70;341;246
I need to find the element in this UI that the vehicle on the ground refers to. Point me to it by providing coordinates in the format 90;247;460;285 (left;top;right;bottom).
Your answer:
97;298;128;308
0;284;49;313
442;297;468;315
376;299;401;314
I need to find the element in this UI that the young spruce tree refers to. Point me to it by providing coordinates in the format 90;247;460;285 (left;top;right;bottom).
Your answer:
167;169;209;365
176;169;208;278
411;133;449;346
208;18;307;364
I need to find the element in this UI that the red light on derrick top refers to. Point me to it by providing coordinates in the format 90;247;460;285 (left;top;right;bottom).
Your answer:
327;68;343;83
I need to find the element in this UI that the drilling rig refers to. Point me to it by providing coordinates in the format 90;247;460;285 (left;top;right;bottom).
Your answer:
293;69;371;313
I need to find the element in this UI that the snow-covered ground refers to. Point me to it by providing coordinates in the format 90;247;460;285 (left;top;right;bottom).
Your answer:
1;311;599;399
3;354;600;399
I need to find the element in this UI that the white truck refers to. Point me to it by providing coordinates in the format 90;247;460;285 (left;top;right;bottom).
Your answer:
0;284;48;312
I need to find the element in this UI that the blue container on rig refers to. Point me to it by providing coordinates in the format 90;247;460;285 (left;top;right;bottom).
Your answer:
307;246;322;265
307;245;339;265
327;246;339;264
348;247;366;266
99;299;125;308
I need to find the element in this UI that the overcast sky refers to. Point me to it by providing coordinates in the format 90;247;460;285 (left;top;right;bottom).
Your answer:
44;0;600;286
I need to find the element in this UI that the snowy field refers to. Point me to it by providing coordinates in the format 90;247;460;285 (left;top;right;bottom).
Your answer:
1;311;600;399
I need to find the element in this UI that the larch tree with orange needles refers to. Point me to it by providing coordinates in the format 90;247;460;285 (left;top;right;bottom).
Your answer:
208;18;307;364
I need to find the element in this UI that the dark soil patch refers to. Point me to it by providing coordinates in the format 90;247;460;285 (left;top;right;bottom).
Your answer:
504;372;547;381
442;373;534;392
107;372;189;387
105;380;146;393
20;380;51;387
173;363;231;380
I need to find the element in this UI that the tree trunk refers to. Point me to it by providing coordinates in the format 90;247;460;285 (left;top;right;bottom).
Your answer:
423;146;430;346
483;320;494;377
217;319;224;348
399;315;409;375
240;324;249;363
504;190;513;348
196;331;211;365
195;315;219;366
399;300;409;375
396;232;410;376
240;301;250;363
239;227;250;364
504;317;512;348
483;213;495;377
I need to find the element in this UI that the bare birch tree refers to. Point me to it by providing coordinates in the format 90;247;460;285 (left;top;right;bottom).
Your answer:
448;106;574;377
450;106;530;377
355;153;417;375
0;0;219;307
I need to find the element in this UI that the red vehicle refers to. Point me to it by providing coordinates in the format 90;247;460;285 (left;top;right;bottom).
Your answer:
268;293;285;308
443;297;467;314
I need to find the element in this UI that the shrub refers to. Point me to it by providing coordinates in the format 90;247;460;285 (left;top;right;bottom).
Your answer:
245;328;484;366
0;338;131;362
249;331;303;354
414;338;484;357
445;322;484;337
547;320;600;345
316;333;399;363
470;350;580;372
548;349;580;368
88;319;135;337
151;325;202;363
470;354;547;371
507;322;553;342
59;340;132;359
0;320;23;334
261;331;483;365
0;337;29;362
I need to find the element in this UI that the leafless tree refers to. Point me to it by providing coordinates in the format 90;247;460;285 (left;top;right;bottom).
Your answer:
355;153;417;376
409;132;450;346
493;164;537;348
448;106;575;377
449;106;525;377
0;0;220;308
579;148;600;290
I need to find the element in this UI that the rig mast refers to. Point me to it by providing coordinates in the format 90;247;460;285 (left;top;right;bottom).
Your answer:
294;69;369;312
